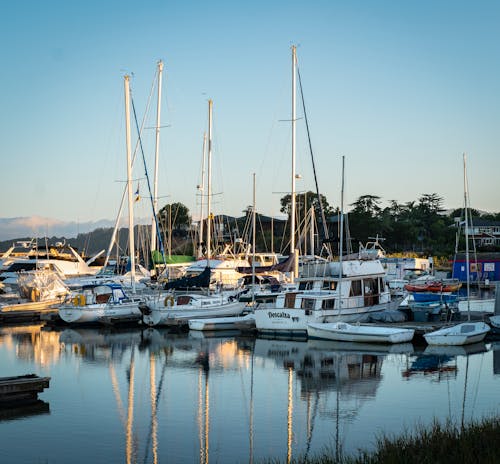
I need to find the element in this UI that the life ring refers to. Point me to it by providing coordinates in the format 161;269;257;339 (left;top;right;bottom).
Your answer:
164;295;175;307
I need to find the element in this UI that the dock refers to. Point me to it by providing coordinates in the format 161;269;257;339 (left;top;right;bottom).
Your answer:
0;299;60;324
0;374;51;405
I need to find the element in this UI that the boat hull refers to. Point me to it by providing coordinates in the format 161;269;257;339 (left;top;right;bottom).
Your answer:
142;301;246;327
423;322;490;346
58;302;141;325
188;313;255;331
307;322;415;344
254;302;391;335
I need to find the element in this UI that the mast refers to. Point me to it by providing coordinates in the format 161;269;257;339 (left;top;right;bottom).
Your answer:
206;100;213;261
338;156;345;311
124;75;136;292
150;60;164;257
463;153;470;319
197;133;207;259
252;173;256;304
309;206;315;256
291;45;298;280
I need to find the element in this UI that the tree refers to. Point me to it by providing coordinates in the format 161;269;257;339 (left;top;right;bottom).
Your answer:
280;191;334;218
158;202;191;232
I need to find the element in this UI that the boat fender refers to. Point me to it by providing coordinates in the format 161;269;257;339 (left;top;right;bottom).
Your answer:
164;295;174;307
30;288;40;302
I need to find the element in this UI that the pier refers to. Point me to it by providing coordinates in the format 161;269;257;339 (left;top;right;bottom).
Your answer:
0;374;51;405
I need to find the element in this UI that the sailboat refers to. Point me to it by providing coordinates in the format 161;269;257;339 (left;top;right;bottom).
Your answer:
59;75;144;325
424;154;490;346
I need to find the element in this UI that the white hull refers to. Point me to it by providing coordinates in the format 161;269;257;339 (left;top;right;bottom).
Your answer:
489;315;500;330
307;322;414;344
254;303;390;335
58;302;141;324
188;313;255;331
142;301;246;327
423;322;490;346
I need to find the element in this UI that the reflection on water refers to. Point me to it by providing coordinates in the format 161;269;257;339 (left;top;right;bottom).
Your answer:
0;325;497;463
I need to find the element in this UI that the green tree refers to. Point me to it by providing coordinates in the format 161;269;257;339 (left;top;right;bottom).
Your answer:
158;202;191;232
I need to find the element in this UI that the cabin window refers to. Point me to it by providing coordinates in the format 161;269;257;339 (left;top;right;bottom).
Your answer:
301;299;316;310
176;295;192;305
322;281;336;290
322;299;336;309
284;293;297;308
298;282;313;290
350;280;362;296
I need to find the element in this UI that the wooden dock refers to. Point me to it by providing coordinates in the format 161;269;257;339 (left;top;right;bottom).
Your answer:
0;374;51;404
0;299;60;324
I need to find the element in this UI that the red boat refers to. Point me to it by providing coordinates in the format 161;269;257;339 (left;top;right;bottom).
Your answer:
404;280;462;293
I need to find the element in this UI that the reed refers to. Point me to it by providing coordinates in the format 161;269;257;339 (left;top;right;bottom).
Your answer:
269;415;500;464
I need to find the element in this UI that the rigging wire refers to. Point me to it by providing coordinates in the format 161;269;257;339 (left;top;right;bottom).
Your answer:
131;97;167;269
296;63;332;259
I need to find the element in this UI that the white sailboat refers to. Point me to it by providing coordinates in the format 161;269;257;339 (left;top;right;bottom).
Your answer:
424;154;490;346
59;75;145;325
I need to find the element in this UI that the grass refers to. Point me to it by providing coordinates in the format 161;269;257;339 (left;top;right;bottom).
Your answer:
266;415;500;464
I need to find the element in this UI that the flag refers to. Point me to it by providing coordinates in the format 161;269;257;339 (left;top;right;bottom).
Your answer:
135;184;140;202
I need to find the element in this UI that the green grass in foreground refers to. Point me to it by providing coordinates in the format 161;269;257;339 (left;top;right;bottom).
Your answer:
268;416;500;464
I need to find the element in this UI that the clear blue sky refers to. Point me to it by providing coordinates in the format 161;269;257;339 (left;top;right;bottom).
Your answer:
1;0;499;224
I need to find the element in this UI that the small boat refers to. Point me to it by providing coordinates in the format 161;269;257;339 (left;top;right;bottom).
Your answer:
488;314;500;332
307;322;415;344
423;321;490;346
411;292;458;303
188;313;255;331
404;280;462;293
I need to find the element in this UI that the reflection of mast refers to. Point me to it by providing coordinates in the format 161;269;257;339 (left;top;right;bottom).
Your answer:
126;347;135;464
150;352;158;464
461;355;470;431
109;364;127;428
249;349;254;464
197;360;210;464
287;367;293;464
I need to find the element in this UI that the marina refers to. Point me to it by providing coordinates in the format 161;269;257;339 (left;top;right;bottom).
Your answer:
1;5;500;461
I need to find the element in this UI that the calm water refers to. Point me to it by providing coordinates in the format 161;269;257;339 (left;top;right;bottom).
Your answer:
0;324;499;464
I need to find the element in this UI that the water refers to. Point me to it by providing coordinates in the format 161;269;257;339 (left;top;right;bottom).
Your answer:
0;324;499;464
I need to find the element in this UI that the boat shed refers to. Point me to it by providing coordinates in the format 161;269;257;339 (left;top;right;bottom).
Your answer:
451;252;500;284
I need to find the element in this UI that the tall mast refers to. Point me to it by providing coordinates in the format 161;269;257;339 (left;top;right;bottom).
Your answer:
206;100;213;261
151;60;164;256
252;173;256;303
463;153;470;319
291;45;298;280
124;75;136;293
338;156;345;312
197;133;207;259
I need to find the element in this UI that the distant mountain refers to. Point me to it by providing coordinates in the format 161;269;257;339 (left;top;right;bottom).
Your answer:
0;216;115;242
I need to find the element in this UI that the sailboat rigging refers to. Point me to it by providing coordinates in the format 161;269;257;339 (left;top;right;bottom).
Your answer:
424;154;490;346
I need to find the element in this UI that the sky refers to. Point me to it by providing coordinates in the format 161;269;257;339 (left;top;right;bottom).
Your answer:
1;0;499;234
